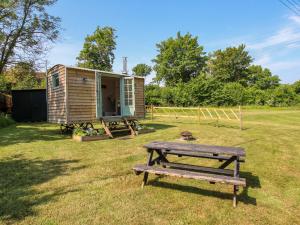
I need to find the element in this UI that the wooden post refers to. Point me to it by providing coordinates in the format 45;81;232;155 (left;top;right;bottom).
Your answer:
198;106;201;123
214;108;220;127
151;104;154;121
239;105;243;130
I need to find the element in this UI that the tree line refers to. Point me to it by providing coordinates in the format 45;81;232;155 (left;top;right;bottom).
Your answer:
74;28;300;107
146;33;300;107
0;1;299;106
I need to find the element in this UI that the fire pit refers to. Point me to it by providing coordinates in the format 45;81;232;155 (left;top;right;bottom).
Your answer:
180;131;195;141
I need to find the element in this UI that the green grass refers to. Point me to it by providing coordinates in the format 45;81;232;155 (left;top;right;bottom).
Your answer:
0;109;299;225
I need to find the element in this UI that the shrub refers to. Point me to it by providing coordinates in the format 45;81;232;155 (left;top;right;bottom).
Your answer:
144;76;300;107
266;85;298;106
0;113;15;128
145;84;163;105
73;127;105;136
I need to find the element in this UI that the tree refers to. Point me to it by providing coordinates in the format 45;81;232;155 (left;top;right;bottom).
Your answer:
132;63;152;77
267;85;298;106
3;61;44;89
247;65;280;89
0;0;61;74
181;74;221;106
77;26;117;71
144;84;162;105
153;32;207;86
208;45;252;85
293;80;300;94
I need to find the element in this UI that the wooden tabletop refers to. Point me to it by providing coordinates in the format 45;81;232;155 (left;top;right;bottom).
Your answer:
144;141;245;157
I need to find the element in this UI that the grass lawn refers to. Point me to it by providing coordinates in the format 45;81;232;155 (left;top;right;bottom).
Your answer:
0;109;299;225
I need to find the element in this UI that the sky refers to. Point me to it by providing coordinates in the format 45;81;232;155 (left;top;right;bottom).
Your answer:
47;0;300;84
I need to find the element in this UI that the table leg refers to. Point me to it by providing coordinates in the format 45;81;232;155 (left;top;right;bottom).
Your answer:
233;185;238;207
155;150;169;167
219;156;235;169
142;149;154;188
233;156;240;207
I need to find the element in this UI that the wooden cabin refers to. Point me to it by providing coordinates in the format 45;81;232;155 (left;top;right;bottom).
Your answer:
47;64;145;125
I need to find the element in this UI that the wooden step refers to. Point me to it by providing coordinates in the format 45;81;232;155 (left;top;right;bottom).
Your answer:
160;162;234;176
110;128;130;133
133;164;246;187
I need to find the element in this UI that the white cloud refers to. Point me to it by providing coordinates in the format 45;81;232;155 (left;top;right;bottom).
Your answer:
253;53;300;82
247;15;300;50
289;15;300;25
287;42;300;48
248;27;300;50
265;60;300;71
253;54;271;65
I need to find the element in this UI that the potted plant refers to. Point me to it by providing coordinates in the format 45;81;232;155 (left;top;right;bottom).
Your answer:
72;127;110;142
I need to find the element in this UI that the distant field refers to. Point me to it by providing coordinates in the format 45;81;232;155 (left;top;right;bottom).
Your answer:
0;108;299;225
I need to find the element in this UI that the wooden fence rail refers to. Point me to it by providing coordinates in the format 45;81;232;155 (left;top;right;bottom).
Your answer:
145;105;243;130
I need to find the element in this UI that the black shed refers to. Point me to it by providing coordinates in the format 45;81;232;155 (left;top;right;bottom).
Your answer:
12;89;47;122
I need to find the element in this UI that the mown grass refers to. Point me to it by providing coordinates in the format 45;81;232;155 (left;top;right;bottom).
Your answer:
0;109;299;225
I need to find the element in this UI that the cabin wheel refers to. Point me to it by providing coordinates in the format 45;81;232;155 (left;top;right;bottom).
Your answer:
85;122;94;129
60;124;74;134
60;124;66;134
80;122;94;129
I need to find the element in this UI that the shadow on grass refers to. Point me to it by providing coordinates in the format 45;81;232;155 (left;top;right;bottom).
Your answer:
149;119;248;130
147;171;260;206
141;123;176;130
0;154;84;221
0;123;69;147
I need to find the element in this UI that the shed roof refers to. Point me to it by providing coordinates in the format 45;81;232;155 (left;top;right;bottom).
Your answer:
48;64;145;79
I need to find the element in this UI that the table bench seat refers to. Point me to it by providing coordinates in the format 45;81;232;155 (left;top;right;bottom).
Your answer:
160;162;234;176
133;164;246;187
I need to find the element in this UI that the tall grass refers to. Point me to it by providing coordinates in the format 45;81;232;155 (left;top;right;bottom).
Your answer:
0;113;14;128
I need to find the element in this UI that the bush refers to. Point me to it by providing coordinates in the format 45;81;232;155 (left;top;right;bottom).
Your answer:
244;87;268;105
186;75;221;106
145;84;163;105
214;82;246;106
144;77;300;107
73;127;105;137
0;114;15;128
292;80;300;94
266;85;298;106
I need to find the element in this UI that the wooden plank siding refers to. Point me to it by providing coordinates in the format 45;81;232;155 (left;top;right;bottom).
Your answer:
47;64;66;123
47;65;146;124
66;68;96;123
134;77;145;118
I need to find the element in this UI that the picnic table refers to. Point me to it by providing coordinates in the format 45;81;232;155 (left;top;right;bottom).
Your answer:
133;141;246;207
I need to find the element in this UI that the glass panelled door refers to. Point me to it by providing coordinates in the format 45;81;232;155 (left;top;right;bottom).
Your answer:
122;77;135;116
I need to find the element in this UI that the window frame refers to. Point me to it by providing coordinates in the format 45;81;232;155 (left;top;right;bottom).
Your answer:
124;79;133;106
52;73;59;88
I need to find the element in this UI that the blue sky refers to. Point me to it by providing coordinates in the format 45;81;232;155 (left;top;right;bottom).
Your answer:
47;0;300;84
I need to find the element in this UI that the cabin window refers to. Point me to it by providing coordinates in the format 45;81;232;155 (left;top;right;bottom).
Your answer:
124;79;133;106
52;73;59;88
